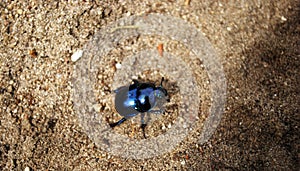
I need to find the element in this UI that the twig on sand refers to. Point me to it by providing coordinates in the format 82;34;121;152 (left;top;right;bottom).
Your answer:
110;25;139;33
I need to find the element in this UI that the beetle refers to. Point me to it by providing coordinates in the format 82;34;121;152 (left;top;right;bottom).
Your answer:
109;77;168;138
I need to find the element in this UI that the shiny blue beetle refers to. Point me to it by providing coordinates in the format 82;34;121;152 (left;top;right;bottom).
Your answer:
110;77;168;138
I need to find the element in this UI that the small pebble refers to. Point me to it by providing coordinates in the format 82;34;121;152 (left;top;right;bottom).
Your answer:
132;76;138;80
7;85;13;93
185;0;191;6
56;74;62;79
71;50;83;62
13;108;17;113
17;9;23;15
93;104;101;112
125;11;131;16
115;63;122;69
28;49;38;58
281;16;287;21
24;166;30;171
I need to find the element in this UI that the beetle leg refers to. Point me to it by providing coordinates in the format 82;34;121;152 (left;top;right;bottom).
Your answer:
141;124;147;139
109;117;127;128
140;113;147;138
146;112;152;123
160;77;164;86
149;109;163;114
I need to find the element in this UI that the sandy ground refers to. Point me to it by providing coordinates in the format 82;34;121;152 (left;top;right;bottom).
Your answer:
0;0;299;170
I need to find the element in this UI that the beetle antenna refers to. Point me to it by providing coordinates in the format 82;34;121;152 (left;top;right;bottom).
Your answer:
160;77;164;87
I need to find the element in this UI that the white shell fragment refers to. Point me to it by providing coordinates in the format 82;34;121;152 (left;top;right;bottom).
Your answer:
281;16;287;21
115;63;122;69
71;50;83;62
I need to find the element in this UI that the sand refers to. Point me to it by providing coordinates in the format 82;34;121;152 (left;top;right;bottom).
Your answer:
0;0;299;170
